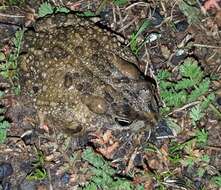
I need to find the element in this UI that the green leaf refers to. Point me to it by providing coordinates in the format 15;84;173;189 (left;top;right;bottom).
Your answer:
0;91;5;98
200;93;215;109
0;128;7;144
159;81;174;90
212;175;221;187
114;0;128;6
0;121;10;143
0;108;6;114
175;78;196;90
38;2;54;17
82;148;135;189
130;20;152;54
180;58;203;82
13;30;24;49
55;6;70;13
0;52;6;61
162;90;187;107
0;116;5;122
201;154;210;163
157;70;171;81
182;156;195;167
0;71;9;78
84;183;97;190
197;167;206;177
0;121;10;130
189;105;204;122
178;0;201;24
195;129;208;145
82;148;105;167
136;185;145;190
160;107;170;115
188;79;210;102
27;168;47;180
0;63;10;70
111;179;133;190
82;148;115;175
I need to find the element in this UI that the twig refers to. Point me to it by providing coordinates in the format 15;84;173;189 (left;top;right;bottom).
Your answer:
125;2;149;10
193;43;221;49
118;16;137;33
167;101;201;116
205;145;221;151
206;98;221;119
0;13;25;18
115;4;125;36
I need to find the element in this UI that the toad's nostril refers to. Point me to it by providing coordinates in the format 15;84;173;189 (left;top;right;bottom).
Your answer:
115;117;133;126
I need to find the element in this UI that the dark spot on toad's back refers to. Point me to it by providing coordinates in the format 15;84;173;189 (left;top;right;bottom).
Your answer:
89;39;100;49
74;46;84;56
52;46;68;59
64;72;73;89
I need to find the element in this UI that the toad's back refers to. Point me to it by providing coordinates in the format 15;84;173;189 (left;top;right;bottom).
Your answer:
18;13;159;134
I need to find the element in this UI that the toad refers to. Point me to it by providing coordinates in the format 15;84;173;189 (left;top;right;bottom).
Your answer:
7;13;159;153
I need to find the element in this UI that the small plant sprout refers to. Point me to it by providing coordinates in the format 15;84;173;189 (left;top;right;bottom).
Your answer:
129;20;152;55
212;175;221;187
27;149;47;181
82;148;136;190
157;57;221;123
38;2;70;18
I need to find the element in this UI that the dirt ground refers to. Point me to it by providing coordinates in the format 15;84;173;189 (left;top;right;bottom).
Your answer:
0;0;221;189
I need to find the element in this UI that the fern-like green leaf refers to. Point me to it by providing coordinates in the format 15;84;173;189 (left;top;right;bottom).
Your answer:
175;78;196;90
159;81;174;90
161;90;187;107
188;79;210;102
82;148;135;189
212;175;221;187
189;105;204;122
200;93;215;109
180;58;203;82
178;0;201;24
38;2;54;17
83;183;97;190
195;129;208;145
82;148;114;174
114;0;128;6
0;120;10;143
55;7;70;13
157;70;171;81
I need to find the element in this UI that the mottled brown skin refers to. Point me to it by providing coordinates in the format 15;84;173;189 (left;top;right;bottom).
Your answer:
18;13;159;135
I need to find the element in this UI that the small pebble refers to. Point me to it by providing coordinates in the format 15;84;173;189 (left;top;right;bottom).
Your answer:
175;20;189;32
170;53;187;65
61;173;70;184
155;119;173;137
151;8;164;26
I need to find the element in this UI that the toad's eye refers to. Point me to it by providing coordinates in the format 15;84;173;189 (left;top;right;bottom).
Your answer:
115;117;133;126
